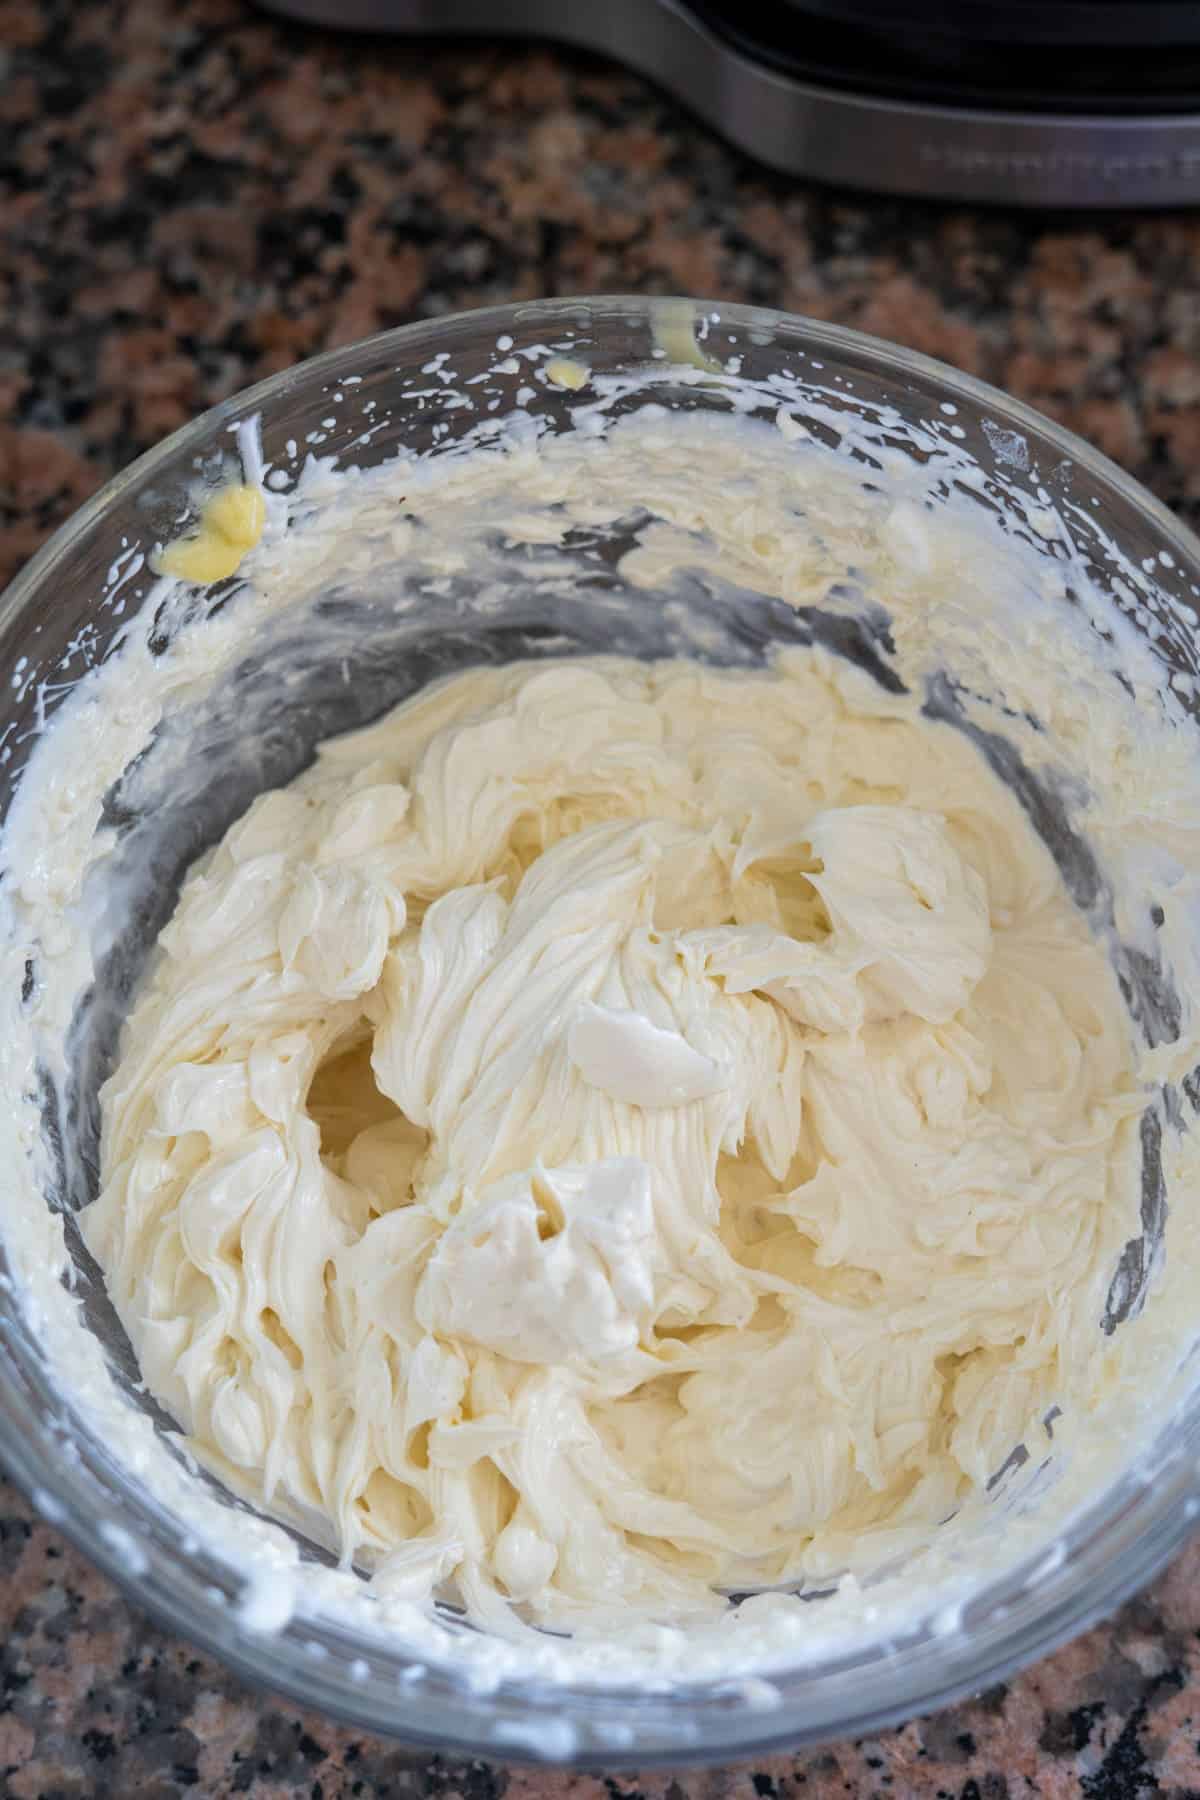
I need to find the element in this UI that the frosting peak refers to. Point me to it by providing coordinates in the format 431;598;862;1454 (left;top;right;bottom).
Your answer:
84;651;1139;1630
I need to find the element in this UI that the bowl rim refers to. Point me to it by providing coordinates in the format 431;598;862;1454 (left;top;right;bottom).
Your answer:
7;293;1200;619
2;293;1200;1766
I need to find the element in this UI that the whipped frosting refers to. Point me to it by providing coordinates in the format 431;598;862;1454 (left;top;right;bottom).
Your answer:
3;343;1199;1714
84;646;1143;1630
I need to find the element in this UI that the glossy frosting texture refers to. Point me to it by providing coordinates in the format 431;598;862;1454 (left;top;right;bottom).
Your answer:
84;647;1142;1633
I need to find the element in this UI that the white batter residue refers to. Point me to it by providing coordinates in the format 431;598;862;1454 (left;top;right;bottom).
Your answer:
85;648;1142;1630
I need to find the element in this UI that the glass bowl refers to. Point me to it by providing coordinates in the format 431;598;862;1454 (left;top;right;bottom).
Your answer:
1;296;1199;1766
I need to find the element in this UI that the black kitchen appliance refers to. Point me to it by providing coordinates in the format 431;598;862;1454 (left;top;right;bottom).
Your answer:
259;0;1200;205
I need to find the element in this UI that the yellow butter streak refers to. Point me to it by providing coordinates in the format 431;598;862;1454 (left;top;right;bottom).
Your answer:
156;484;266;584
651;300;724;376
545;357;590;391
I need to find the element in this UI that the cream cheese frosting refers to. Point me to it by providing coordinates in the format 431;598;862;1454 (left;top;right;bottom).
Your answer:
4;357;1200;1713
83;646;1143;1631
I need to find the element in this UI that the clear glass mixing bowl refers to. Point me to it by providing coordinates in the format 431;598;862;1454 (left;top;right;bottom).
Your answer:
1;296;1199;1765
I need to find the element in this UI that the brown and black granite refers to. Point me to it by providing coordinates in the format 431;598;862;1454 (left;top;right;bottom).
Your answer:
3;0;1200;1791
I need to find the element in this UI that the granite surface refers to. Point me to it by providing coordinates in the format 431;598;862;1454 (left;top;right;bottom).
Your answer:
4;0;1200;1791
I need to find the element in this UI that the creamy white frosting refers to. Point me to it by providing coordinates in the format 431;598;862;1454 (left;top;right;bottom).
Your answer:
84;647;1142;1630
3;364;1200;1713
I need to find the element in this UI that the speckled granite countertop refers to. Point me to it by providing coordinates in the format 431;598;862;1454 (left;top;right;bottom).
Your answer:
4;0;1200;1792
